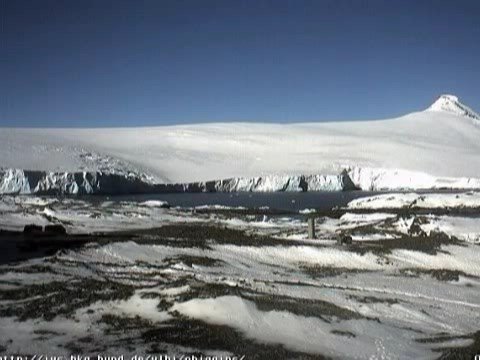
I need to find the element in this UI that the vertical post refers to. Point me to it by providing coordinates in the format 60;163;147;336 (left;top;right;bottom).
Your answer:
308;217;316;239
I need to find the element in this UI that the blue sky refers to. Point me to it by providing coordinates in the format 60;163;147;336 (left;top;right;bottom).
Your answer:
2;0;479;127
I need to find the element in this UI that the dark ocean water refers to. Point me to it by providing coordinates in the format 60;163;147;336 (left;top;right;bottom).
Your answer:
107;191;381;212
100;188;469;212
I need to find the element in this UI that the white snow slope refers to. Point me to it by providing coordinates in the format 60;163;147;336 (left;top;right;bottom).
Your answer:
1;94;479;193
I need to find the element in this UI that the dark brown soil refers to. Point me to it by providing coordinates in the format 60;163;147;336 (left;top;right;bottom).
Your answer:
417;331;480;359
0;279;134;321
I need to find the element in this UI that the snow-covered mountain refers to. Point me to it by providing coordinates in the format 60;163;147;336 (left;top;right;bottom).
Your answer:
1;94;479;194
427;94;480;120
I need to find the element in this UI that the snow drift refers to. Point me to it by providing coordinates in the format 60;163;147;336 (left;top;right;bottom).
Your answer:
1;94;479;194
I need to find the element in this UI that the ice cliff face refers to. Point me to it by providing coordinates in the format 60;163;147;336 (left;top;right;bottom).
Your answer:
346;167;480;191
3;166;479;195
0;169;157;195
427;94;480;120
0;169;359;195
191;172;357;192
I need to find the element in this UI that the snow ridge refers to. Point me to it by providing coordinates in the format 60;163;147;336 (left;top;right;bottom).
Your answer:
427;94;480;120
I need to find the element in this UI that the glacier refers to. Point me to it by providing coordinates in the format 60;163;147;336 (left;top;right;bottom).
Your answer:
1;94;479;194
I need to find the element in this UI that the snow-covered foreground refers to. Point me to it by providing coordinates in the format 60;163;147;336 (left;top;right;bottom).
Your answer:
1;94;480;194
1;193;480;358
